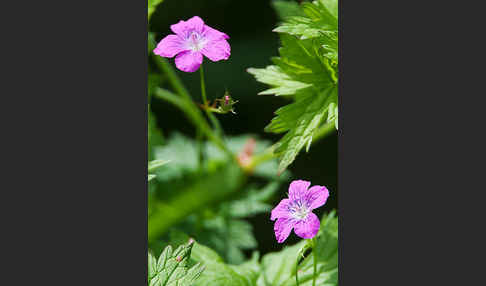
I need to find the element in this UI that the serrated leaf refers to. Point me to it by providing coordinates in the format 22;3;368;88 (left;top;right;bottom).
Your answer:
268;86;337;173
249;0;339;173
148;241;204;286
272;0;338;63
247;66;312;96
148;174;157;182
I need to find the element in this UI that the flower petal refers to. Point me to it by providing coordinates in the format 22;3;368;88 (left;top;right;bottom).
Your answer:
175;51;203;72
288;180;311;201
274;217;296;243
293;212;320;239
153;35;186;58
170;16;205;37
271;199;291;221
306;185;330;210
201;38;230;62
202;25;230;40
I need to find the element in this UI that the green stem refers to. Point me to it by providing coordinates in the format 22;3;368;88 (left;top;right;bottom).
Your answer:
199;62;224;136
200;62;208;106
296;254;300;286
154;88;233;158
155;57;192;102
312;238;317;286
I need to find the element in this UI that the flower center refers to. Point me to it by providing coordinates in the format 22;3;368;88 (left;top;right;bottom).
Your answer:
288;200;309;220
186;31;206;52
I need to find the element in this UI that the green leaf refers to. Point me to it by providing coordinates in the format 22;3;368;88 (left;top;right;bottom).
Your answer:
201;216;257;264
190;243;251;286
148;241;205;286
149;159;170;181
191;242;225;264
149;159;170;172
270;86;337;173
247;66;312;96
192;261;249;286
148;0;164;22
321;0;338;18
272;0;305;20
249;1;339;173
153;133;199;181
259;240;306;286
273;0;338;63
279;212;339;286
229;252;262;286
228;182;280;218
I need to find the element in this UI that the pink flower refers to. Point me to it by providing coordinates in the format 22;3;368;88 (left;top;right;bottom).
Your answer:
153;16;231;72
271;180;329;243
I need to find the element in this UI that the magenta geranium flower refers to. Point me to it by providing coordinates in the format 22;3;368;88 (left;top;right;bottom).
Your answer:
153;16;231;72
271;180;329;243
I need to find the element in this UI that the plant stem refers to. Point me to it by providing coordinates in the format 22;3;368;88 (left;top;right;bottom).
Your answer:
156;57;192;102
295;253;300;286
199;62;224;136
154;88;233;158
200;62;208;106
312;237;317;286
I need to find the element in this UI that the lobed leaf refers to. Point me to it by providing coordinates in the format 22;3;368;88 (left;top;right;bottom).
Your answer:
248;0;339;173
148;241;205;286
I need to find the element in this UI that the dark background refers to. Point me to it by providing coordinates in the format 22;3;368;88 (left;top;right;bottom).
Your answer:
149;0;337;254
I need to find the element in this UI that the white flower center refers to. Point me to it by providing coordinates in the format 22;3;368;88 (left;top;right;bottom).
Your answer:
288;200;309;220
186;31;206;52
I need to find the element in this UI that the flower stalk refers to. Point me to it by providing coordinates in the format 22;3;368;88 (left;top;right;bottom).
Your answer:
199;62;224;136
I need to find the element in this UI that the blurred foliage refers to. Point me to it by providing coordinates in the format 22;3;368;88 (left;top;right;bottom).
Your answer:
147;0;338;285
148;0;164;22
